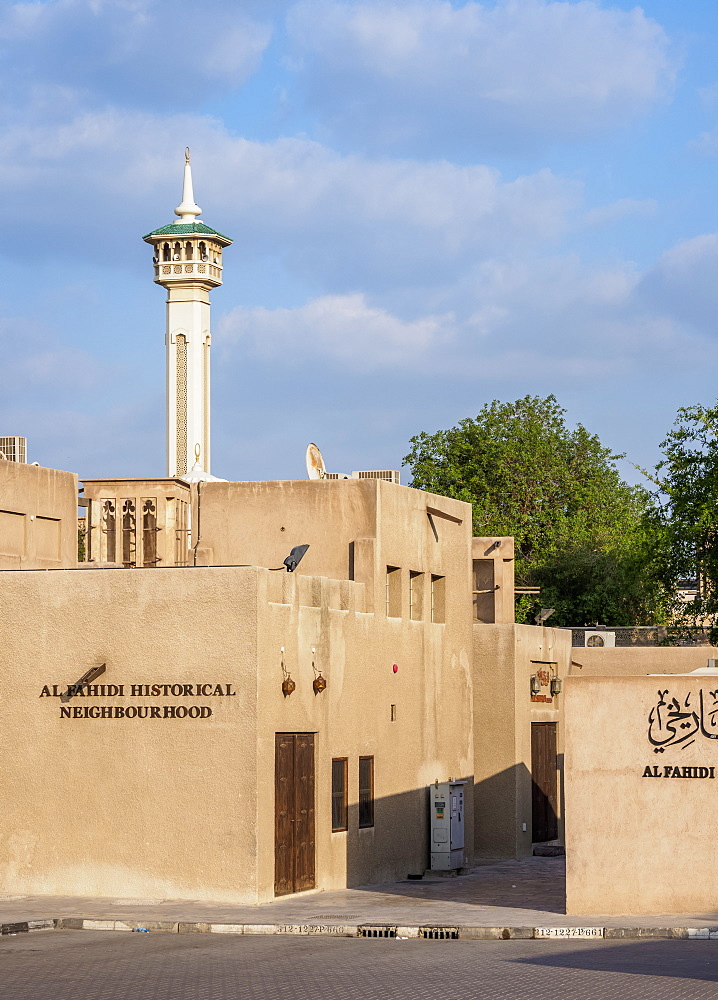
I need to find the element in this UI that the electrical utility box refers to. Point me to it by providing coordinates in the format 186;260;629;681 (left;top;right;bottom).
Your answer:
429;781;466;871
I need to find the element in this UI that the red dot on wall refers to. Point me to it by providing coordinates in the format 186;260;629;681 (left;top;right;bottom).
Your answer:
392;664;399;673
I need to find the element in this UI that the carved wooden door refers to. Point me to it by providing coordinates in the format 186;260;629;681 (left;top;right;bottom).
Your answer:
531;722;558;843
275;733;315;896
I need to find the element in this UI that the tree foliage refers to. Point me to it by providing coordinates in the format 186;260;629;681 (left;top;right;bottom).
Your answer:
404;395;669;627
651;403;718;644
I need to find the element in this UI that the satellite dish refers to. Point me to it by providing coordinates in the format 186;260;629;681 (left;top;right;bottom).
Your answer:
306;443;326;480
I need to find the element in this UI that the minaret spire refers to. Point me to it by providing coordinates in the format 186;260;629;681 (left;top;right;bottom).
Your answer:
174;147;202;223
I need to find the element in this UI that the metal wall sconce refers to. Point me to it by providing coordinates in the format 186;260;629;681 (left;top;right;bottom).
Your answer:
550;676;562;697
530;674;541;695
280;646;295;697
311;647;327;695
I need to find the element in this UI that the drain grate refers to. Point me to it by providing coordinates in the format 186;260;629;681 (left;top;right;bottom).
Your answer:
420;927;460;940
358;925;397;938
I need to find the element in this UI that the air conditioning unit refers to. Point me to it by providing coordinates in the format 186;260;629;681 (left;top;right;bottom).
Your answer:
322;470;401;484
352;470;401;484
584;630;616;648
0;436;27;463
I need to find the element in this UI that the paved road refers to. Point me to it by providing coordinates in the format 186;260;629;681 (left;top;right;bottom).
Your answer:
1;931;717;1000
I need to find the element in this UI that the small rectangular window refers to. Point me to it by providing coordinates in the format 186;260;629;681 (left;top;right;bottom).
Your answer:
390;704;397;722
386;565;401;617
359;756;374;828
332;758;348;832
472;559;495;623
431;574;446;623
409;571;424;620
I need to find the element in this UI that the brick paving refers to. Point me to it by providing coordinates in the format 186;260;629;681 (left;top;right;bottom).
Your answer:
1;931;717;1000
1;858;717;931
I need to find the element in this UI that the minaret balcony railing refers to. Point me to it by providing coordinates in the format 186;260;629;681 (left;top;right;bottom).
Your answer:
155;262;223;282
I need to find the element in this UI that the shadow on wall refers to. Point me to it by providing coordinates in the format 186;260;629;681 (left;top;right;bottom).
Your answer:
336;777;474;893
474;762;562;860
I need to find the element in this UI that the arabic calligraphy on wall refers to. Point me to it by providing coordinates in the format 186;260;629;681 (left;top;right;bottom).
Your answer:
648;688;718;753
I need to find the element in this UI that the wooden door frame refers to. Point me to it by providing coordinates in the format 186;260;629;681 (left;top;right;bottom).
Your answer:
274;733;316;896
531;722;558;844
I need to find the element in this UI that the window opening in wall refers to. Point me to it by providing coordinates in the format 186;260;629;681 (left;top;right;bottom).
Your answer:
162;243;171;261
102;499;116;563
359;756;374;828
409;571;424;620
121;499;136;567
173;241;182;260
184;241;193;260
142;498;158;566
431;575;446;623
390;704;397;722
472;559;495;623
332;758;348;832
386;565;401;617
174;499;189;566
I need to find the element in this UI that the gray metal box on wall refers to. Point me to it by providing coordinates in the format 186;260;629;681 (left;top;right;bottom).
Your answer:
429;781;465;871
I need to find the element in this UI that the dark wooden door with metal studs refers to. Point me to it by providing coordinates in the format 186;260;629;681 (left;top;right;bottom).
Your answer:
275;733;316;896
531;722;558;843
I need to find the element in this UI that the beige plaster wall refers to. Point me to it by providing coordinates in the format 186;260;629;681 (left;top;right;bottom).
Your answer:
255;568;474;900
194;479;472;619
0;559;473;902
565;675;718;914
473;623;572;859
0;462;78;569
570;646;718;676
0;567;259;902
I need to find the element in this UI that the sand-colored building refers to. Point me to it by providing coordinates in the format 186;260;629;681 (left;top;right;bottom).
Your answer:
5;453;715;906
565;671;718;914
0;473;480;902
0;459;78;570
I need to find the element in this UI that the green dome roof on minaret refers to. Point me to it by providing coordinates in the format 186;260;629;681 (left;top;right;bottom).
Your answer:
143;221;232;241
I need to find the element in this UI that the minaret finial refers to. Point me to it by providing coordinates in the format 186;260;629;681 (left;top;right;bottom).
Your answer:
174;147;202;223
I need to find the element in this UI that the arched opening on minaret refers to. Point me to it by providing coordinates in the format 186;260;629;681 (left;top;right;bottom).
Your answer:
162;243;171;261
199;241;208;262
185;242;194;260
173;242;182;260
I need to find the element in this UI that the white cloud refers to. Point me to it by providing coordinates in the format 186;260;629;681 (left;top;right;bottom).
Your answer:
0;1;273;113
213;239;718;382
287;0;675;152
636;234;718;334
583;198;657;228
0;109;581;292
219;293;454;368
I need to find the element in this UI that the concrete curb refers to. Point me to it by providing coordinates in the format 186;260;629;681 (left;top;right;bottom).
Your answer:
3;919;718;940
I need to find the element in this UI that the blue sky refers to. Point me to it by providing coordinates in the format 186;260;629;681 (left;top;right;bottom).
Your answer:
3;0;718;484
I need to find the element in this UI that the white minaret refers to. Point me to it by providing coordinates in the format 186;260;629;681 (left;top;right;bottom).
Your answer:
143;149;232;478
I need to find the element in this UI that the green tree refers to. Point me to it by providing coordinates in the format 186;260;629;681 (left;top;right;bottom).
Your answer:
403;395;669;627
651;402;718;644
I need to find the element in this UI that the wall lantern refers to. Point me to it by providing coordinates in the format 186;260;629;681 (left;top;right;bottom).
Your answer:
311;646;327;695
280;646;295;697
550;677;562;697
530;674;541;695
